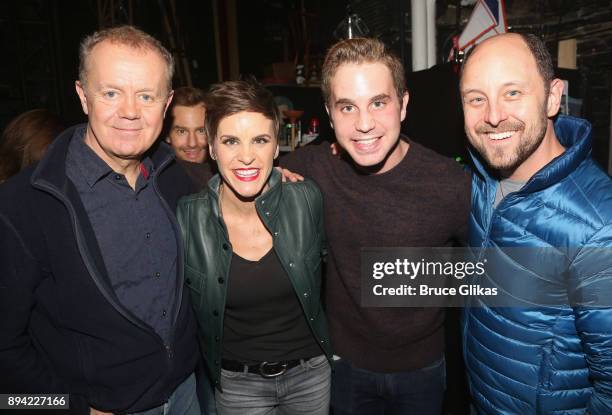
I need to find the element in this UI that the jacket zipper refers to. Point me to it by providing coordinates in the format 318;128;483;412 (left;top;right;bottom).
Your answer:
151;155;184;378
34;180;173;374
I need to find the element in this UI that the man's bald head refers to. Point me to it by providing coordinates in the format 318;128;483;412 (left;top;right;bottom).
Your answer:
462;33;554;95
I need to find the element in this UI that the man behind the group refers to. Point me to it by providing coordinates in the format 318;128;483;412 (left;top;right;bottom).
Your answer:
165;86;208;164
0;26;199;414
461;33;612;414
163;86;212;191
281;37;470;414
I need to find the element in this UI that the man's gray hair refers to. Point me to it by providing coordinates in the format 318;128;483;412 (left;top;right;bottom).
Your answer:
78;25;174;93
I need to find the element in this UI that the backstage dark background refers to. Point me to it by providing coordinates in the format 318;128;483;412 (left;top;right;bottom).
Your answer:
1;0;611;171
0;1;610;414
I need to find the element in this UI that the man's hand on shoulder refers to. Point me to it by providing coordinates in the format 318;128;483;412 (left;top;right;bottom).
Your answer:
330;142;342;158
275;166;304;183
90;408;112;415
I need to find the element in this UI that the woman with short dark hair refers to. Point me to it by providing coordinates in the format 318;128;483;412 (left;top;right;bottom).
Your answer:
177;80;332;414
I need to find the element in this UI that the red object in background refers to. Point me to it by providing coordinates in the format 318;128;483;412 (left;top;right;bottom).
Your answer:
308;117;319;134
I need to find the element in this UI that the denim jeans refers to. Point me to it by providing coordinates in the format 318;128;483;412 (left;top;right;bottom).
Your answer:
128;373;200;415
215;355;331;415
331;357;446;415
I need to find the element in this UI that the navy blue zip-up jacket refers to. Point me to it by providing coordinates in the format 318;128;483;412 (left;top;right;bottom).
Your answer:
0;125;199;414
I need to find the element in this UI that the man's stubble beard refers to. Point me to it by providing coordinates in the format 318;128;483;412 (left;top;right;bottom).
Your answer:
469;103;549;176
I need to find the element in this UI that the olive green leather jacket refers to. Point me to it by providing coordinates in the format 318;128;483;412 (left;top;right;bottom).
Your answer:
176;169;332;389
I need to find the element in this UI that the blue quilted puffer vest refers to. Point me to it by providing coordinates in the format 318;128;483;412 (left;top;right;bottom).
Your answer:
463;115;612;415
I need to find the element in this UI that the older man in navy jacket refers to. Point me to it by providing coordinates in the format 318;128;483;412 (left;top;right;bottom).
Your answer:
0;26;199;414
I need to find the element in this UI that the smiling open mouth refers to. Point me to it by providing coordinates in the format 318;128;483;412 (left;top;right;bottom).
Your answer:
487;131;517;141
353;137;378;144
234;168;260;181
352;136;381;151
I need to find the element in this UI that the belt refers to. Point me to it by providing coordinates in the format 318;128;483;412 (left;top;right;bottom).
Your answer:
221;358;303;378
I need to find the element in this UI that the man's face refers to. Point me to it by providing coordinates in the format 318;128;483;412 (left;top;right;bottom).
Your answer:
326;62;408;174
167;104;207;163
461;35;556;177
75;41;172;170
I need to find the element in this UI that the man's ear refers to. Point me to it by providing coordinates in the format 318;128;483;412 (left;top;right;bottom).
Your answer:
75;81;89;115
163;90;174;117
546;78;564;118
208;143;216;160
400;91;409;122
325;103;334;129
274;143;280;159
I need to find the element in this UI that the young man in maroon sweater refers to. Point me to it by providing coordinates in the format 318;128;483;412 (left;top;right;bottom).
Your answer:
281;38;470;414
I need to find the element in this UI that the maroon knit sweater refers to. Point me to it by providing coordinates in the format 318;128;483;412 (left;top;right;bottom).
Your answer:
280;138;471;372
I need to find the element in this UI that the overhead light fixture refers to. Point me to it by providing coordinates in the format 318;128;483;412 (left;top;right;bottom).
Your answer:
334;4;370;39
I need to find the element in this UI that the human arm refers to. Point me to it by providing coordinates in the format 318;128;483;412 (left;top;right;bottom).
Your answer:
0;214;68;393
0;213;92;413
277;146;311;178
275;166;304;183
329;141;341;157
568;225;612;415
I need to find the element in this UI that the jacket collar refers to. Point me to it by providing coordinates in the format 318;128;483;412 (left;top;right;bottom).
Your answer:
31;123;176;191
207;168;282;224
67;126;114;188
469;115;592;193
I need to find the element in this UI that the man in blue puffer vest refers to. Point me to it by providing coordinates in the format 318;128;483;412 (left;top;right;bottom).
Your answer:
460;33;612;414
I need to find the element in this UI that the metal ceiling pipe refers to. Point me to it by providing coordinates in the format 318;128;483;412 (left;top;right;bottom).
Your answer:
411;0;428;71
426;0;437;68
